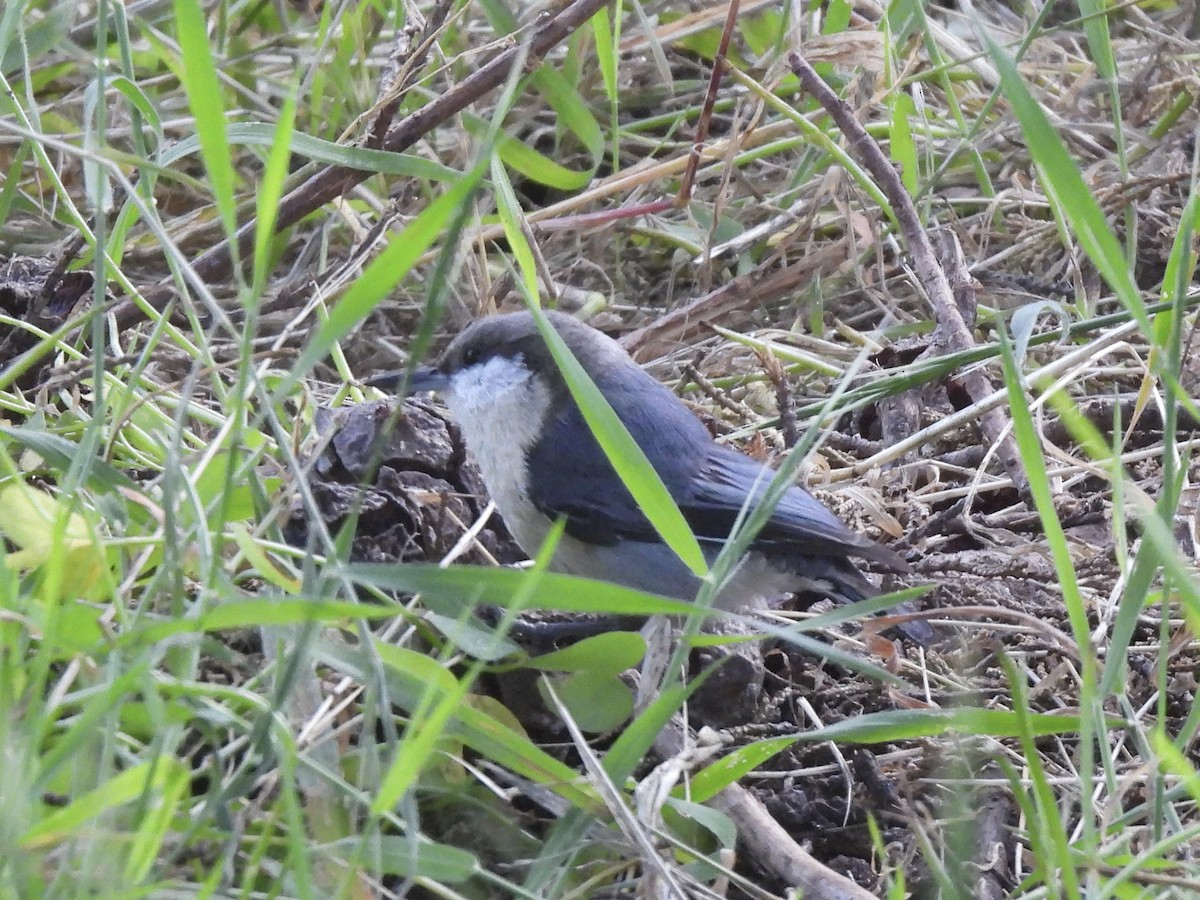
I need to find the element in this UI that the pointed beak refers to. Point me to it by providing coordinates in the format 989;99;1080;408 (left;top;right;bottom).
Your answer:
367;365;451;394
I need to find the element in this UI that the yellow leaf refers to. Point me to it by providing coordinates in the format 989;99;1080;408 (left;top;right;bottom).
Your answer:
0;483;108;600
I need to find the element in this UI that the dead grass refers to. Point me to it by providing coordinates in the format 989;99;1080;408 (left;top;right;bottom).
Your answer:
1;0;1199;896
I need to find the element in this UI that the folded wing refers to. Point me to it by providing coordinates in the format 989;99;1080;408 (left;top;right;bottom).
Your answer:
526;390;904;571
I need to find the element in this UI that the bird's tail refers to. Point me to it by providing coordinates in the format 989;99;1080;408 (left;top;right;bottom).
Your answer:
790;556;935;645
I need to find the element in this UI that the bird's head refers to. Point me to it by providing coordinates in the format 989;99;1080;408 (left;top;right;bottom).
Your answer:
369;309;631;410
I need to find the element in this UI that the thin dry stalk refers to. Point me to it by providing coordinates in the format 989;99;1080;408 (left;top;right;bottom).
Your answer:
787;51;1029;491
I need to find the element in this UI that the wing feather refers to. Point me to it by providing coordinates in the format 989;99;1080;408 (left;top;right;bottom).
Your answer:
525;385;904;570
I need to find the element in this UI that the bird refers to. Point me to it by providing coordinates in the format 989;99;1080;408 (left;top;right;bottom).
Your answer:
372;309;933;644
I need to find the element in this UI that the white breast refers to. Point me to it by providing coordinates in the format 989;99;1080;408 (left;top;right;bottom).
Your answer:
444;355;556;553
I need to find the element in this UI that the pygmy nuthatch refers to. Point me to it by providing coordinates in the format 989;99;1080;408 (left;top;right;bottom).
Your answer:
377;310;932;643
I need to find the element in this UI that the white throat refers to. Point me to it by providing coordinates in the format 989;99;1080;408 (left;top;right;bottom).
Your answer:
444;355;552;548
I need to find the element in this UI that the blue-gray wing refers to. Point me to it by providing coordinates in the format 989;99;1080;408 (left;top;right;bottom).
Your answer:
686;445;907;569
524;382;903;569
523;373;712;546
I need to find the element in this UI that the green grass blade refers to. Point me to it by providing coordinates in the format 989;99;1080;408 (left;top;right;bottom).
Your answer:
527;302;710;577
345;563;699;617
488;159;708;577
172;0;239;250
280;164;486;395
982;28;1147;330
252;88;297;295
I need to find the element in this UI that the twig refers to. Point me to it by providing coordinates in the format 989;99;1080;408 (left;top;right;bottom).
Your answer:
653;716;876;900
710;785;877;898
680;361;757;423
622;242;847;362
676;0;739;205
970;780;1015;899
366;0;454;150
786;52;1028;494
757;348;799;448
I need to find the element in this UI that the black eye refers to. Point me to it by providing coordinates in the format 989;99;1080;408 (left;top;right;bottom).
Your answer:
462;346;481;365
